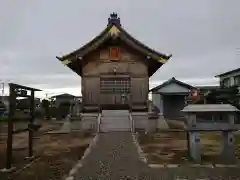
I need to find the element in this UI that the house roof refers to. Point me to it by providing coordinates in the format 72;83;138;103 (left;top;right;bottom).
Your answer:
9;83;41;91
150;77;194;92
56;13;172;77
195;85;220;89
51;93;76;98
215;68;240;77
182;104;239;112
195;85;220;92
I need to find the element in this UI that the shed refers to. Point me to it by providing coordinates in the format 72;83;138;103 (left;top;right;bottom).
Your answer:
151;77;194;119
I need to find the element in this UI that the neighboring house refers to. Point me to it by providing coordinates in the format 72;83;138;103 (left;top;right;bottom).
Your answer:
196;85;220;95
192;85;220;104
75;96;83;103
150;77;194;119
50;93;76;107
0;96;41;113
216;68;240;88
215;68;240;104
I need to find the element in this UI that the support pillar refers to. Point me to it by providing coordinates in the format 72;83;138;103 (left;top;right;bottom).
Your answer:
159;94;164;116
228;113;235;125
188;131;201;163
186;113;197;127
221;131;236;164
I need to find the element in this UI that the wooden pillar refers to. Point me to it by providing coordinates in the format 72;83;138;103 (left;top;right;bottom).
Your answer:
6;84;16;169
28;90;35;158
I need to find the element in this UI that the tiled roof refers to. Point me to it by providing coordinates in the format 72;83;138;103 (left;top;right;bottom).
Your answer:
182;104;239;112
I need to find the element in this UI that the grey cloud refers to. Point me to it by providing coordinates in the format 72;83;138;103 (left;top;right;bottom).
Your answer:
0;0;240;95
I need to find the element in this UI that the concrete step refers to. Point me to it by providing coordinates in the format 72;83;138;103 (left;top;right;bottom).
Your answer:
100;122;130;128
100;127;131;132
81;113;99;117
101;117;129;121
102;110;129;116
101;122;130;126
132;116;148;120
101;119;130;123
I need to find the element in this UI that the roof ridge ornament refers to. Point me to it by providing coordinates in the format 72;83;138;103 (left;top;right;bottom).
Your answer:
108;12;121;26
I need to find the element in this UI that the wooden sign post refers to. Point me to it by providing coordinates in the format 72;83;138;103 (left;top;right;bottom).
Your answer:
1;83;41;172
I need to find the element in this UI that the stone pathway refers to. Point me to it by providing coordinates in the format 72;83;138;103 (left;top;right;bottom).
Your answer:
70;132;240;180
73;132;155;179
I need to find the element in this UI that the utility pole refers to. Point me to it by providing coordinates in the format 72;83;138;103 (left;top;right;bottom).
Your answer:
2;82;4;96
0;82;4;105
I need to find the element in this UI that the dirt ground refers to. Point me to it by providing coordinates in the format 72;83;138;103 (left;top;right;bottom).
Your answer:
138;131;240;165
0;120;94;180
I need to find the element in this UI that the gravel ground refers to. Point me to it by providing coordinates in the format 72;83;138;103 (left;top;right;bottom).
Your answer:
7;145;88;180
0;123;94;180
0;120;63;169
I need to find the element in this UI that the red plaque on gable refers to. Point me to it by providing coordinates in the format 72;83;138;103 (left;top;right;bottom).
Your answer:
109;47;121;60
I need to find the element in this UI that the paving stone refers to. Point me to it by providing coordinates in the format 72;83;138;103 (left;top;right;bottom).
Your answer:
166;164;180;168
149;164;165;168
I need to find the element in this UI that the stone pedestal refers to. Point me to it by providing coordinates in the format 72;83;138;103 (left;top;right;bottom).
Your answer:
146;113;157;132
188;131;201;163
221;131;236;164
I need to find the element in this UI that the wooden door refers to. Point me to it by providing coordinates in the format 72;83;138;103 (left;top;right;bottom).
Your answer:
131;77;148;109
100;77;130;109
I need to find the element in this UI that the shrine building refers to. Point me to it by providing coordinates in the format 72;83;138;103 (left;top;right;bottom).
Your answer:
57;13;172;112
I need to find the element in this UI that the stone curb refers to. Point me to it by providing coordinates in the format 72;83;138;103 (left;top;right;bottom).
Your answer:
190;164;214;168
0;156;40;174
176;178;210;180
148;163;240;168
132;133;147;164
64;133;99;180
214;164;239;168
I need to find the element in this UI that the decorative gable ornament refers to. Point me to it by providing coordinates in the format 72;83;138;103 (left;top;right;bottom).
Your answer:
108;26;120;37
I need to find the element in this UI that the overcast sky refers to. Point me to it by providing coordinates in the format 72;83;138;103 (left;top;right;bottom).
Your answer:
0;0;240;97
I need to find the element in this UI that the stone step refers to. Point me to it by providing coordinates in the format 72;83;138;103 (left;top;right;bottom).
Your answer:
102;114;129;117
102;110;129;116
101;120;130;124
101;122;130;126
101;117;129;121
99;127;131;132
132;117;148;120
100;122;130;128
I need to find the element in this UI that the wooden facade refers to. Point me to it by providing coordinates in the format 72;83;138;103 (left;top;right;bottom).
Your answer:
57;13;171;112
